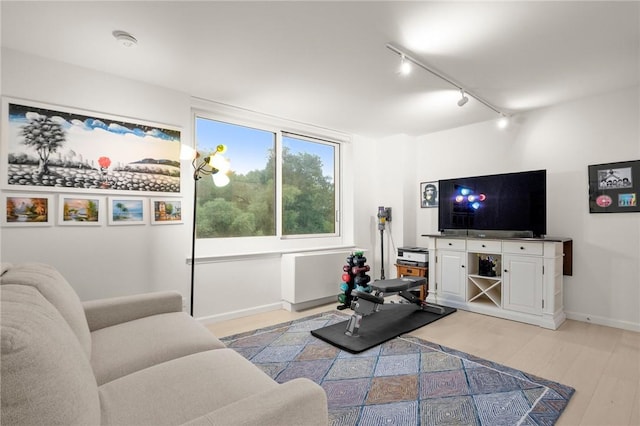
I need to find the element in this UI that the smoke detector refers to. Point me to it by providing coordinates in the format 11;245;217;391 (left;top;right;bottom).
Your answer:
112;30;137;48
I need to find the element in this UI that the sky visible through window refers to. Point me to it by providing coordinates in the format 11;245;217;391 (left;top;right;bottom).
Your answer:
196;118;334;179
196;118;272;175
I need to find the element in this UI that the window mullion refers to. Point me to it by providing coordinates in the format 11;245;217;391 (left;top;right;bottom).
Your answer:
275;132;283;238
335;143;341;231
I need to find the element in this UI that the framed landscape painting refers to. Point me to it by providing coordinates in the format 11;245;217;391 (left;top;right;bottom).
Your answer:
150;198;183;225
2;193;54;227
58;195;104;226
2;97;182;195
588;159;640;213
108;197;147;225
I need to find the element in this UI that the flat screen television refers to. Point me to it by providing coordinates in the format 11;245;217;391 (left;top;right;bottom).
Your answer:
438;169;547;238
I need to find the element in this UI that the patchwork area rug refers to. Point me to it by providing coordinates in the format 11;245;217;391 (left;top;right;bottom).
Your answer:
221;311;575;426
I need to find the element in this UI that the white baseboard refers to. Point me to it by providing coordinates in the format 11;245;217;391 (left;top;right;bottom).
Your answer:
196;302;284;325
565;310;640;332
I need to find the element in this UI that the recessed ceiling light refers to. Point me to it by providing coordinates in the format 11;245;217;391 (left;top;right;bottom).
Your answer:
112;30;137;48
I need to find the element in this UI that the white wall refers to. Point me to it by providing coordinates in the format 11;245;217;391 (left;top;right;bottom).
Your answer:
352;134;416;280
0;49;357;321
1;49;193;302
3;48;638;331
412;87;640;331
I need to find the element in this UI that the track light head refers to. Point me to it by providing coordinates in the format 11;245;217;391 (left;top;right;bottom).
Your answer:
457;90;469;107
399;55;411;75
497;115;510;129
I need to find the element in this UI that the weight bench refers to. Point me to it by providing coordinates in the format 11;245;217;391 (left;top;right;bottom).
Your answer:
345;276;445;337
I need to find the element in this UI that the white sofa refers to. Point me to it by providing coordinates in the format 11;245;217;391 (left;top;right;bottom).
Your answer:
0;262;328;425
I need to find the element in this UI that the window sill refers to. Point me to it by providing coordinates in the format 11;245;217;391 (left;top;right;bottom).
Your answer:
187;245;361;264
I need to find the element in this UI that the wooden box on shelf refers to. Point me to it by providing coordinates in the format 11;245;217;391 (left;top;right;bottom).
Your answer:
395;264;428;299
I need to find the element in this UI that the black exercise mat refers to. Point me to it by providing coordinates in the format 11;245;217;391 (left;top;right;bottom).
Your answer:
311;303;456;353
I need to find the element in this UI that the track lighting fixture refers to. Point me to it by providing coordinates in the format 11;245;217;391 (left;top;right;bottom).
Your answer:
386;43;511;128
457;90;469;107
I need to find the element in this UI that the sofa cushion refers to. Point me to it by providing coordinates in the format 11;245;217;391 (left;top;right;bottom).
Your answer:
1;285;100;426
99;349;278;426
91;311;226;385
0;262;92;358
181;378;329;426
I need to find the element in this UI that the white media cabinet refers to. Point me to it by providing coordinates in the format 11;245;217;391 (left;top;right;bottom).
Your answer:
424;235;572;330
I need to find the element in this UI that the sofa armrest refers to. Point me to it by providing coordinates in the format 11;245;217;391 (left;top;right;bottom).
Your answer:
181;378;328;426
83;291;183;331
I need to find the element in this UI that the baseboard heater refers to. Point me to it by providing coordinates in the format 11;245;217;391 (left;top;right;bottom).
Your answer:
281;249;364;311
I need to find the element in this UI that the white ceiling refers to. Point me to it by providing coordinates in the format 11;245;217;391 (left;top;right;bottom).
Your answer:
2;1;639;138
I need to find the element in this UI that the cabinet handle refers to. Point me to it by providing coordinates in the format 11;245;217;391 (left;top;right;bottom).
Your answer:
482;244;486;248
504;269;508;273
448;243;452;246
520;246;525;250
461;265;465;268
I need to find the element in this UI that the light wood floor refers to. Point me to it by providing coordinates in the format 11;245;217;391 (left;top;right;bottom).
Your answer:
207;304;640;426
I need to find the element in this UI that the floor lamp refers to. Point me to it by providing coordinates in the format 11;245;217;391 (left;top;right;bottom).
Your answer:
190;145;230;316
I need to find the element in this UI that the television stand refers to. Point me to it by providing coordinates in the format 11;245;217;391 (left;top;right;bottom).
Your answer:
423;234;571;330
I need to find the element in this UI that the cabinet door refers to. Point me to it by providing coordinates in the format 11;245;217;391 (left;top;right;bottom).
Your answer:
503;255;542;315
436;251;466;300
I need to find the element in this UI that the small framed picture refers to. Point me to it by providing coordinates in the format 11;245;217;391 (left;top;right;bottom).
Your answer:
2;193;54;227
588;160;640;213
150;198;183;225
420;181;439;208
108;197;147;225
58;195;104;226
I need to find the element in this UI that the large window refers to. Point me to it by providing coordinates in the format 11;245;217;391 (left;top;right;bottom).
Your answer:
195;116;339;239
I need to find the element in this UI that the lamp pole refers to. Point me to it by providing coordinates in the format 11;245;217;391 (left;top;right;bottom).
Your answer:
190;172;200;316
189;146;230;317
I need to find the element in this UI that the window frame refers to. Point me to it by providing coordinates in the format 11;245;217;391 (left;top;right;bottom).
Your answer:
191;100;348;256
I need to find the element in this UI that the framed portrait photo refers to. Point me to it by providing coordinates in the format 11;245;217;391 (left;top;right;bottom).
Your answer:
420;181;439;208
588;160;640;213
150;198;183;225
58;195;104;226
2;193;54;227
